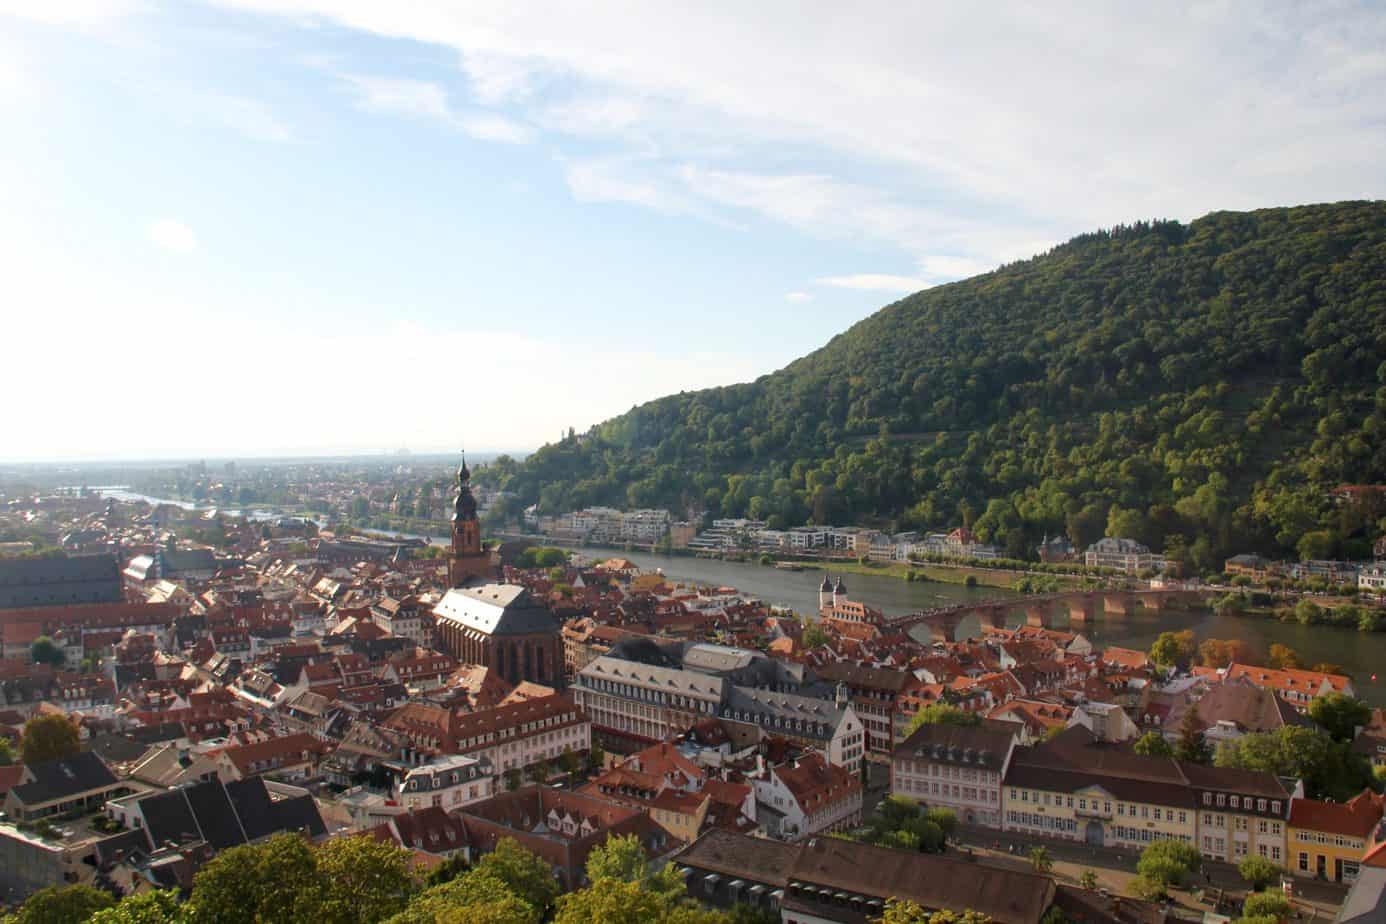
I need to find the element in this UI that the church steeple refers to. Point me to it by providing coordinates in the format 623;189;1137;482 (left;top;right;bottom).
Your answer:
448;449;492;587
453;453;478;522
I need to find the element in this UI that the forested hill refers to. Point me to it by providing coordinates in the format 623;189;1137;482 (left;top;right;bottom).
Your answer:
479;202;1386;571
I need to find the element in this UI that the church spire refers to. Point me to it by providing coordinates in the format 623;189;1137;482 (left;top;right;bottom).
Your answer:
453;450;477;522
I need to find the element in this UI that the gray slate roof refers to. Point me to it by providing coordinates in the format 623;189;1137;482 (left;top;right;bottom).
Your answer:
0;554;122;609
434;582;558;637
10;751;120;806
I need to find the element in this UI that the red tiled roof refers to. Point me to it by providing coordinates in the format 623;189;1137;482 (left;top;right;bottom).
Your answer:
1289;790;1384;838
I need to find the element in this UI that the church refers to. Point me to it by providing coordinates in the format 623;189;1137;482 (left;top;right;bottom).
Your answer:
432;456;563;688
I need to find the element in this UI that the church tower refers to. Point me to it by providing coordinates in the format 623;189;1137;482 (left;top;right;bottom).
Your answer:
448;454;494;586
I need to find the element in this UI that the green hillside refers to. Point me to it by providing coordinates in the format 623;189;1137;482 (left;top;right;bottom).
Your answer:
480;202;1386;571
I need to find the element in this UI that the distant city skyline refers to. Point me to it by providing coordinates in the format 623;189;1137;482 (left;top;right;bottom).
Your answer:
3;2;1385;462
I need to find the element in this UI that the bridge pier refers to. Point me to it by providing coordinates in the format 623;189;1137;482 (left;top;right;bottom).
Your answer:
1068;600;1095;623
983;608;1009;630
929;613;962;643
1025;604;1050;628
1103;594;1131;618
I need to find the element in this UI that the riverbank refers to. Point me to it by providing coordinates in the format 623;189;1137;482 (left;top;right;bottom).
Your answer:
791;557;1089;591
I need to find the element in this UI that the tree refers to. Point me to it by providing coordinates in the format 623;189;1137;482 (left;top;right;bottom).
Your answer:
425;853;470;887
1174;704;1210;764
1308;692;1371;742
1238;855;1282;891
1029;846;1053;874
1298;530;1335;562
4;885;115;924
315;834;416;924
558;747;581;782
89;890;184;924
876;900;992;924
585;834;651;884
587;744;606;772
1200;638;1252;668
389;871;538;924
1079;870;1099;891
802;625;832;649
29;636;65;668
505;767;523;791
876;794;924;829
186;832;320;924
1133;731;1173;758
1137;839;1201;890
551;876;728;924
1267;644;1301;670
925;807;958;841
19;713;80;765
471;838;560;915
1149;630;1194;668
1241;890;1292;921
0;736;13;765
1215;726;1373;802
903;704;981;737
525;761;550;785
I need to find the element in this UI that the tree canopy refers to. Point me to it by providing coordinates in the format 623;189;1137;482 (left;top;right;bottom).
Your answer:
29;636;64;668
477;204;1386;569
19;713;80;765
903;704;982;737
1214;725;1375;801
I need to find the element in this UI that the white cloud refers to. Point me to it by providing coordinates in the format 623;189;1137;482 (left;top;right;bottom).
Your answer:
0;0;144;27
341;73;531;142
206;93;295;143
455;113;530;144
816;274;929;295
213;2;1386;272
562;156;691;214
148;218;198;253
785;291;811;303
344;74;450;120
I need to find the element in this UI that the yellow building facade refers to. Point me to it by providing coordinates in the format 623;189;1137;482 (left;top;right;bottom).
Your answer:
1001;728;1290;863
1286;791;1384;883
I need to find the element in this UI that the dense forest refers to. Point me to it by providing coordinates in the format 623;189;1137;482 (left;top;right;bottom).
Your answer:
478;203;1386;573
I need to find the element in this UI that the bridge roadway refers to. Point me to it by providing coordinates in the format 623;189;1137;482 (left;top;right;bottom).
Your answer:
884;588;1209;641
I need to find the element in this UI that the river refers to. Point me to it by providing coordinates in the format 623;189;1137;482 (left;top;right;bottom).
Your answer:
586;549;1386;706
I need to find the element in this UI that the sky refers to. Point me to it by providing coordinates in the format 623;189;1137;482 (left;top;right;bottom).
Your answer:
3;2;1385;463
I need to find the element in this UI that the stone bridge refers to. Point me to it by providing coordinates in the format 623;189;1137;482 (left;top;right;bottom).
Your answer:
885;589;1209;642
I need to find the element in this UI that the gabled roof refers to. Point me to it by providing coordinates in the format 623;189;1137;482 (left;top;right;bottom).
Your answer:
9;751;119;806
433;583;558;637
1290;791;1385;838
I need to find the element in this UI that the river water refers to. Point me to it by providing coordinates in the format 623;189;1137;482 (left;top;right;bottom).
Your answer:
594;550;1386;706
